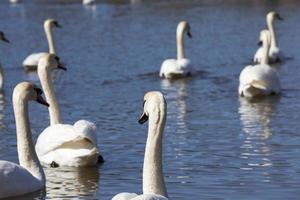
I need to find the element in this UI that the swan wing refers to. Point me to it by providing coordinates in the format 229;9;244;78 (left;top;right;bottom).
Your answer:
23;52;48;68
160;58;192;78
253;47;263;63
239;64;281;96
0;161;43;198
112;192;139;200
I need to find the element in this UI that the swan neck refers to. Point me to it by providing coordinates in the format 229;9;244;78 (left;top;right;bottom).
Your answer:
38;66;62;125
45;24;56;54
13;95;45;183
261;38;270;65
267;17;277;48
143;103;168;197
176;26;185;60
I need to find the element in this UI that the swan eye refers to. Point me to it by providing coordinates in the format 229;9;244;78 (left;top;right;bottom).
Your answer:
34;87;43;95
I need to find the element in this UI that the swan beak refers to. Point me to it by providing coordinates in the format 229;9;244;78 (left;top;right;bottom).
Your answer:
54;21;62;28
2;36;9;43
36;95;49;107
138;112;149;124
257;41;263;46
187;31;192;38
58;63;67;71
277;14;284;21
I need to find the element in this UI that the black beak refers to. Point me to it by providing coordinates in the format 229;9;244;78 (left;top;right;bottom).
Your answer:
257;41;263;46
2;36;9;43
54;21;62;28
58;63;67;71
187;31;192;38
34;87;49;107
277;14;284;21
138;112;149;124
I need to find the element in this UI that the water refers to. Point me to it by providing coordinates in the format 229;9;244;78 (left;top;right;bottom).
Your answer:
0;0;300;199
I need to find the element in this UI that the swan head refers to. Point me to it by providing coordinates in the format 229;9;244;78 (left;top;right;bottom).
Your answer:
139;91;166;124
258;29;271;47
44;19;62;29
13;82;49;107
177;21;192;38
0;32;9;43
38;53;66;72
267;11;283;22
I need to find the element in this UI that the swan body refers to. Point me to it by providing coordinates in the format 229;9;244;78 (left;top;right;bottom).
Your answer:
240;30;281;98
83;0;95;5
160;21;193;79
35;54;100;167
23;19;61;71
254;11;283;63
0;82;48;198
112;92;168;200
10;0;20;3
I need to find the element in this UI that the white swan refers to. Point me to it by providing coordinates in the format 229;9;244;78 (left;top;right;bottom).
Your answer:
22;19;62;71
0;82;49;198
239;29;281;98
0;31;10;90
254;11;283;63
160;21;193;79
35;54;102;167
83;0;95;5
10;0;20;4
112;91;169;200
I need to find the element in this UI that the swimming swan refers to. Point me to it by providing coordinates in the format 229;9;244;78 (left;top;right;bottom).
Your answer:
112;91;168;200
160;21;193;79
254;11;283;63
22;19;62;71
0;31;10;90
0;82;49;198
239;30;281;98
35;54;102;167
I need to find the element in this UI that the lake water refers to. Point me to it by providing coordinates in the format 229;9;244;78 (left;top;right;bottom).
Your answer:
0;0;300;199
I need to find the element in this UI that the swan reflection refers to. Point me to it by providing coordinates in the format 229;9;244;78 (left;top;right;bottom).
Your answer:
45;166;100;199
0;90;5;128
161;79;187;134
239;96;280;174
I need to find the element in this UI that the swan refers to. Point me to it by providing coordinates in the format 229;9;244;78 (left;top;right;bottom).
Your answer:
254;11;283;63
10;0;20;3
160;21;193;79
112;91;169;200
0;82;49;198
0;31;10;90
83;0;95;5
35;54;102;167
239;29;281;98
22;19;62;71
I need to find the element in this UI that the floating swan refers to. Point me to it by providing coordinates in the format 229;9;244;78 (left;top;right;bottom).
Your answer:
239;30;281;98
254;11;283;63
0;82;49;198
83;0;95;5
160;21;193;79
22;19;62;71
112;91;168;200
10;0;20;4
0;31;10;90
35;54;102;167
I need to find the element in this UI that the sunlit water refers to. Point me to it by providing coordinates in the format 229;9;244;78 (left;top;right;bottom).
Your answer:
0;0;300;199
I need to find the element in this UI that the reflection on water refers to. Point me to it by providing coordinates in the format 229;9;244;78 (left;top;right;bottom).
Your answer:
161;79;188;134
238;96;280;179
45;166;100;199
0;91;5;128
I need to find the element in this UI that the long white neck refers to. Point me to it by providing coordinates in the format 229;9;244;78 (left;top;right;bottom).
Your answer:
261;36;270;65
143;103;168;197
267;17;277;49
176;25;185;60
13;94;45;184
44;24;56;54
38;65;62;125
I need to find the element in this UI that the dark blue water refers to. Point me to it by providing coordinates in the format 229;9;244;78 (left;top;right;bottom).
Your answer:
0;0;300;199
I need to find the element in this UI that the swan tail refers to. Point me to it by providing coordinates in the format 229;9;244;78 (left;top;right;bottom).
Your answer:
243;80;269;97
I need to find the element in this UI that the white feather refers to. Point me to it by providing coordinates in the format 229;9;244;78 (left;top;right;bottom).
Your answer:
22;52;48;71
112;193;168;200
160;58;192;79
